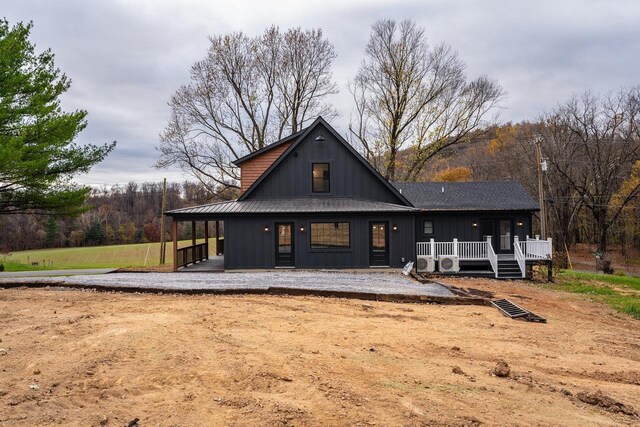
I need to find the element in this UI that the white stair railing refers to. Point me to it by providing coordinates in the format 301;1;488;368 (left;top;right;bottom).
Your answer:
486;236;498;278
513;236;526;278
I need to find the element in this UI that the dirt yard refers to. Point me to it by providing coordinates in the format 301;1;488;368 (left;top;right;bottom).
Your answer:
1;278;639;426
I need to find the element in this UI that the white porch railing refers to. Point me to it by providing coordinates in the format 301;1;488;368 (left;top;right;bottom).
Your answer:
513;236;526;278
486;236;498;278
519;236;553;260
416;238;488;260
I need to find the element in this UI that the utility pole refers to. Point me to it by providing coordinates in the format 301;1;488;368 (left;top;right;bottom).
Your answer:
535;138;547;239
159;178;167;264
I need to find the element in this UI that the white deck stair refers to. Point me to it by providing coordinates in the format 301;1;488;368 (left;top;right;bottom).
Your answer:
416;236;552;279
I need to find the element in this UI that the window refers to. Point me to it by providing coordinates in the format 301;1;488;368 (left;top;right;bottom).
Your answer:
312;163;330;193
423;220;434;235
310;222;350;248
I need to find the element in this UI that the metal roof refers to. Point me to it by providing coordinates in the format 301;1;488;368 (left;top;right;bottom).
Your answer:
166;198;418;216
392;181;539;211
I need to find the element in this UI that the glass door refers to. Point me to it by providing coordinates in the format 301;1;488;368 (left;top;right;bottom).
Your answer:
499;219;512;253
275;223;294;267
369;222;389;266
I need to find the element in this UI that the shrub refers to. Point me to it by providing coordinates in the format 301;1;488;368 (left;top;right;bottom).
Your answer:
0;263;4;272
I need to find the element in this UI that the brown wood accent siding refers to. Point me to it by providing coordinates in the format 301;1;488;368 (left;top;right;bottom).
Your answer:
240;142;292;192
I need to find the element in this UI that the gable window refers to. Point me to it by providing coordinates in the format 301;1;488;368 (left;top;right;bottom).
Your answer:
423;220;434;235
310;222;350;248
312;163;330;193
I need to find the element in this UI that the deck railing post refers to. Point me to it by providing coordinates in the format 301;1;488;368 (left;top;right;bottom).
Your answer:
453;238;458;256
204;221;209;260
430;238;435;258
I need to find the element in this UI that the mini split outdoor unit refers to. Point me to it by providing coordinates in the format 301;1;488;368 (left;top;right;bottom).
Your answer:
416;255;435;273
438;255;460;273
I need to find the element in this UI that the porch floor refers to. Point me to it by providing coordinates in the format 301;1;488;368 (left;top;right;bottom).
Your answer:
179;256;224;272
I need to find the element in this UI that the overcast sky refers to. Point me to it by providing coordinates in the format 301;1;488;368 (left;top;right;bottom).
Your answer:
4;0;640;186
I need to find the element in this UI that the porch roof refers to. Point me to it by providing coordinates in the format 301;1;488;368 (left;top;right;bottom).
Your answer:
166;197;418;217
392;181;539;211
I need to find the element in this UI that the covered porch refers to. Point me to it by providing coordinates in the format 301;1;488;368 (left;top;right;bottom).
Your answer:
171;219;224;272
416;236;553;279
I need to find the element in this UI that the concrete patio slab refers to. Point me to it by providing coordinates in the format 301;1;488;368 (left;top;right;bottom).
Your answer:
0;271;454;297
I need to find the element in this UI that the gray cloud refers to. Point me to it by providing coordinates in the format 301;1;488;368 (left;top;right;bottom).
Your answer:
4;0;640;185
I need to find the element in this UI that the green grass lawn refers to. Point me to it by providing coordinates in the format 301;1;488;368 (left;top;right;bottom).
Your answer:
552;270;640;319
0;238;221;271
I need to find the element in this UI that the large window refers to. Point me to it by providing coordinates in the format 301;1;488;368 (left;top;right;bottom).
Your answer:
310;222;350;248
423;220;434;235
312;163;330;193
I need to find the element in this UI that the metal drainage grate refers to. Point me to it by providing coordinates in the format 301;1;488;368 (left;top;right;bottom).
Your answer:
491;298;546;323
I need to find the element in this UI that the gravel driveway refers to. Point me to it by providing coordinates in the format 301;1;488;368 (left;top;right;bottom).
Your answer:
0;271;453;297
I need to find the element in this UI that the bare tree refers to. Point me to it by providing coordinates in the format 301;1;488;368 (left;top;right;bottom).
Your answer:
349;19;504;182
156;26;338;197
542;89;640;253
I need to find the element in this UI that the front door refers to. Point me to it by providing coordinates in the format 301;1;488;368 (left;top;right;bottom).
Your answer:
497;219;513;254
369;222;389;266
275;223;294;267
480;219;513;254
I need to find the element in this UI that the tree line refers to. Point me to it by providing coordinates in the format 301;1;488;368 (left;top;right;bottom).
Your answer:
0;181;218;252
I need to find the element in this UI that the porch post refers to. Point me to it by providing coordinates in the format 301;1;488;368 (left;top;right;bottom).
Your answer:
215;220;220;255
430;238;435;257
204;220;209;259
191;221;196;246
172;219;178;272
453;238;458;256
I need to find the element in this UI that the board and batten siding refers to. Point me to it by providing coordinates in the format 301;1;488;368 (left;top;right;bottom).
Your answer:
245;123;405;204
240;142;293;192
224;213;414;269
415;211;532;242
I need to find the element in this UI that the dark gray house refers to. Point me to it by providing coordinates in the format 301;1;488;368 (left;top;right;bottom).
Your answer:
167;117;552;278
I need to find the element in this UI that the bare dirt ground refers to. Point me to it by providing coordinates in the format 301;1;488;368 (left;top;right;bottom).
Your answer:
1;278;639;426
